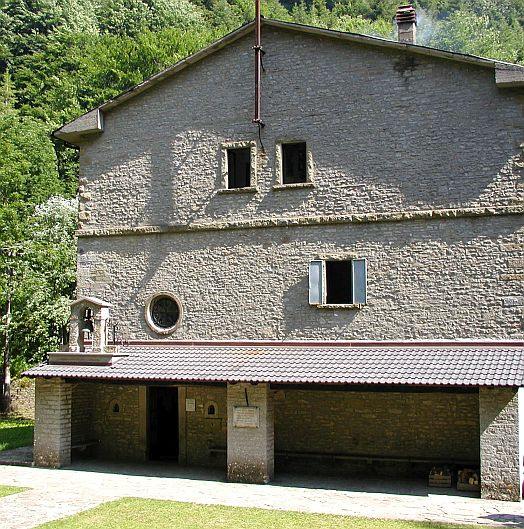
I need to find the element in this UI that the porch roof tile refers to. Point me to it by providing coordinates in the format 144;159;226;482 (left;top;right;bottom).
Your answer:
23;343;524;387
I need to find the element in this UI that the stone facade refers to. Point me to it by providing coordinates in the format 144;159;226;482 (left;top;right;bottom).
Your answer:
479;387;523;501
34;378;72;468
75;26;524;344
78;215;523;342
76;28;523;232
39;24;524;499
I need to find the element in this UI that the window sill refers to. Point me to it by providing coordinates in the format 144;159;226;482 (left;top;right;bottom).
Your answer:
217;186;258;195
314;304;365;310
273;182;315;190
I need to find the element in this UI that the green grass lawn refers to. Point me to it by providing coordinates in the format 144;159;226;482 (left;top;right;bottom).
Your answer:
36;498;496;529
0;484;26;497
0;418;34;451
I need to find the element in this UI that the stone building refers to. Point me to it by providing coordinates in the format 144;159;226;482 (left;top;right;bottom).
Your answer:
25;8;524;501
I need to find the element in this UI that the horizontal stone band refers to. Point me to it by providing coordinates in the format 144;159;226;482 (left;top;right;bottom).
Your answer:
77;204;524;238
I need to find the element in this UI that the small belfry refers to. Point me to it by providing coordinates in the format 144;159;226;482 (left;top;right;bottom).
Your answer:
69;296;112;353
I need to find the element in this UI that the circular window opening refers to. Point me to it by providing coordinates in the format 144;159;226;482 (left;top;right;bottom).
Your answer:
145;293;182;335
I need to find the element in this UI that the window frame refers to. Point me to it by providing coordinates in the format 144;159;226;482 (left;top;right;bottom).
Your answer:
145;292;183;335
274;139;314;189
309;257;367;309
219;140;258;193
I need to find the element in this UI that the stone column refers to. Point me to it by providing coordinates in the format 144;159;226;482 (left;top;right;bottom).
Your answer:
68;311;81;352
92;306;109;353
34;378;72;468
479;387;523;501
227;382;274;484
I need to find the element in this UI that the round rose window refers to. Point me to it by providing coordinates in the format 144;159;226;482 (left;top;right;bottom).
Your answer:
145;293;182;334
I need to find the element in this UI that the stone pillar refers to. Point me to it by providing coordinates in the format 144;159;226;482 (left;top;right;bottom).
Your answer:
68;312;81;352
34;378;72;468
92;306;109;354
479;387;523;501
227;382;274;484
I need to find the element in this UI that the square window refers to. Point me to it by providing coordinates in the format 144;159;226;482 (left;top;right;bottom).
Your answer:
227;147;251;189
309;258;367;306
282;142;307;184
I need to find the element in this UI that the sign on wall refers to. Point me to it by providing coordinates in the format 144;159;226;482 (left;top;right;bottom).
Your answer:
185;398;196;412
233;406;260;428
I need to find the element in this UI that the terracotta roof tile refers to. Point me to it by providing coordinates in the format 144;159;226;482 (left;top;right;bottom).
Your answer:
23;344;524;387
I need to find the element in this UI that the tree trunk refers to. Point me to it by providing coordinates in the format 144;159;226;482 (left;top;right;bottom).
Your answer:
1;289;11;414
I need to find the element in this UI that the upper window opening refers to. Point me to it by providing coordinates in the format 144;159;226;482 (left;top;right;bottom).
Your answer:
282;142;307;184
227;147;251;189
325;260;352;304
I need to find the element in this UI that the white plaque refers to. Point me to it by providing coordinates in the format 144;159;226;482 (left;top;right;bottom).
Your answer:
185;398;196;412
233;406;260;428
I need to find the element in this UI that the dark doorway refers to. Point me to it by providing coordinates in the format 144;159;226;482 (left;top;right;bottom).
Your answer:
148;387;179;460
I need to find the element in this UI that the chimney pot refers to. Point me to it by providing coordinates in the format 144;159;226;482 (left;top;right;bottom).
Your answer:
396;3;417;45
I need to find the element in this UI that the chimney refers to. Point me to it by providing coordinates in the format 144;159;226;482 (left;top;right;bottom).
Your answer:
396;3;417;44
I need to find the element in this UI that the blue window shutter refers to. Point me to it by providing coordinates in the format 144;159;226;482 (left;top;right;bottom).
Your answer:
309;260;324;305
352;258;367;305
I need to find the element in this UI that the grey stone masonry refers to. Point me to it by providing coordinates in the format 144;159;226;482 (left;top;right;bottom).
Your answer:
227;383;274;484
479;387;523;501
34;378;72;468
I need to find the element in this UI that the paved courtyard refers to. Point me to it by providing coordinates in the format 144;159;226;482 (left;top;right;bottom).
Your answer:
1;460;524;528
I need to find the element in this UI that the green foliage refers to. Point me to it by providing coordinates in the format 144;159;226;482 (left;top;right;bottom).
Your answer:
0;418;34;451
0;0;522;374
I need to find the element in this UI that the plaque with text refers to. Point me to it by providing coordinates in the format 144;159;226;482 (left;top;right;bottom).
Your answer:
233;406;260;428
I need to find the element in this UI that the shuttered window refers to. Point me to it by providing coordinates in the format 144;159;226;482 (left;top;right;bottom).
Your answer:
309;259;367;306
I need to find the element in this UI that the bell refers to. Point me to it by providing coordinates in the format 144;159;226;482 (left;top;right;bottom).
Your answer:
82;308;94;333
81;318;94;333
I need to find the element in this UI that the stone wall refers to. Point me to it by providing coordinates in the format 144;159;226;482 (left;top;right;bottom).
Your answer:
275;388;480;465
479;387;522;501
227;383;274;483
70;382;227;466
73;26;523;343
77;27;523;232
78;215;524;342
10;378;35;419
70;382;145;461
34;378;72;468
71;383;94;445
183;385;227;467
91;384;145;461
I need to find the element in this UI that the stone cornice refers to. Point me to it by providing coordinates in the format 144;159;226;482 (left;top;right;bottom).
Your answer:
76;204;524;238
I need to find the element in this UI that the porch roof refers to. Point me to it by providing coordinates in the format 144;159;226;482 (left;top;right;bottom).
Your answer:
24;342;524;387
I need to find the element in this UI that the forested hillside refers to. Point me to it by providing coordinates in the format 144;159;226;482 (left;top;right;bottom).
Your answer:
0;0;523;380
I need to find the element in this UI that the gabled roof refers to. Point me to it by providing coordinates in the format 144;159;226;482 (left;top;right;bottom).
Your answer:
70;296;112;308
24;342;524;387
54;18;524;145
